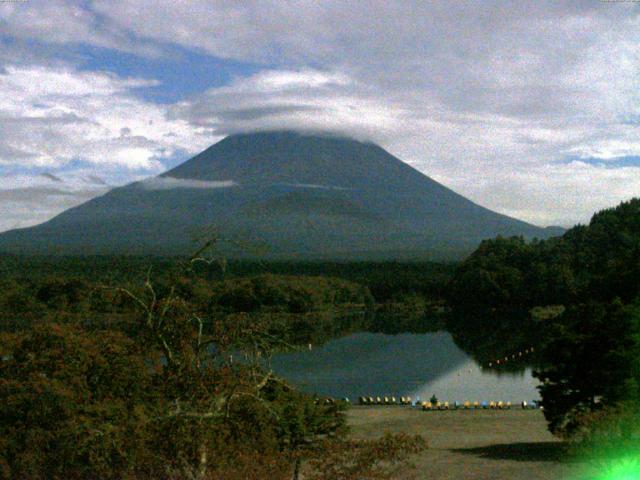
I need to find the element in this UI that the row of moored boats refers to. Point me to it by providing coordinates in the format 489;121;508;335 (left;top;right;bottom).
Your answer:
357;396;542;410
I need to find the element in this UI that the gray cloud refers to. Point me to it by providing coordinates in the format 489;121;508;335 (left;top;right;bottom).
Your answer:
85;174;107;185
0;186;77;201
0;0;161;57
0;143;38;161
0;185;109;232
139;177;237;190
41;172;63;182
215;105;322;122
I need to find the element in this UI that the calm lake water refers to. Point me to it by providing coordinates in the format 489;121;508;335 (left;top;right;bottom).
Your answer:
271;332;540;403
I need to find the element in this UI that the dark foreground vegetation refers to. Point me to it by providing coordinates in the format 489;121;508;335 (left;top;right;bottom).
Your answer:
1;198;639;477
0;251;428;479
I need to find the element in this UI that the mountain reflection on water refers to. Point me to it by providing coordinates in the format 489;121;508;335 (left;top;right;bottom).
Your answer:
271;332;540;402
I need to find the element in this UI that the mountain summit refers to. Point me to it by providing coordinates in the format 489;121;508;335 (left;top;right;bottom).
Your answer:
0;131;561;259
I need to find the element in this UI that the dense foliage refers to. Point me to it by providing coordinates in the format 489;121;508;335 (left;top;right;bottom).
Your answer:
0;257;450;342
449;198;640;309
448;198;640;441
0;259;438;476
536;301;640;438
0;256;454;303
0;256;427;479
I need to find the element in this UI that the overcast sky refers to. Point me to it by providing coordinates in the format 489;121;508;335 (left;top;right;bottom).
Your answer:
1;0;639;232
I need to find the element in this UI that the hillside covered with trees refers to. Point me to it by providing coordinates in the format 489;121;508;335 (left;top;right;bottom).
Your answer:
447;198;640;444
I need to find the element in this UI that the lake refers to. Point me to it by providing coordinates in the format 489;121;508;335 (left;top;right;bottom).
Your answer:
271;332;540;403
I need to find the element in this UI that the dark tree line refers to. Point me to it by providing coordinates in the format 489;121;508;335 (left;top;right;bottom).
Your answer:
449;198;640;310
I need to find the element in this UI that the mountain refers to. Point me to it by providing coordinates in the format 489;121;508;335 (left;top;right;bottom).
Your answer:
0;131;562;259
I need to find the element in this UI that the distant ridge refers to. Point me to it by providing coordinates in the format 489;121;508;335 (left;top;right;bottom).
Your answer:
0;131;563;259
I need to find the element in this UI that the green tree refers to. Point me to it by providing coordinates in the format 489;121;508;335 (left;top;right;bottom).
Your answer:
0;323;154;479
534;300;640;438
0;264;351;479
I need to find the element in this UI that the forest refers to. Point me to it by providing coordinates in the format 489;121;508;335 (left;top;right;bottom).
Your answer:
0;256;452;339
447;198;640;450
0;252;436;479
1;198;639;477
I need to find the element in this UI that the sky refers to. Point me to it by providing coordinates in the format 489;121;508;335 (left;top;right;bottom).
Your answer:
1;0;639;232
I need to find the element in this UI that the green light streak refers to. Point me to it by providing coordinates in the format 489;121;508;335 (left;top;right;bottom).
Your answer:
596;457;640;480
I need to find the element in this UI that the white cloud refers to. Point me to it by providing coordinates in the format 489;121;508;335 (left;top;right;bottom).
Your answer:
432;161;640;227
0;65;216;170
0;64;222;232
0;172;110;232
169;69;407;141
139;177;236;190
0;0;160;56
278;183;350;191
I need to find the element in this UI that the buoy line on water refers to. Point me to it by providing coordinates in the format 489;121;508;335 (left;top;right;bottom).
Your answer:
486;346;536;368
